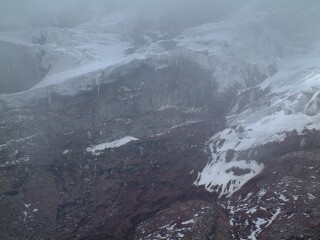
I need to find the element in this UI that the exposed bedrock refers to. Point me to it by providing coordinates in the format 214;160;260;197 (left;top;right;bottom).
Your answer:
0;55;319;239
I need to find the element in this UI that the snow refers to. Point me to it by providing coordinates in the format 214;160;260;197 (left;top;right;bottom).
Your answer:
181;219;195;225
265;208;281;228
156;105;203;114
148;221;191;239
243;192;253;202
24;203;31;208
86;136;138;155
257;189;267;199
248;218;267;240
0;11;146;97
247;207;257;214
196;54;320;196
288;213;295;219
23;211;28;221
36;62;113;88
177;233;185;238
157;105;177;111
278;194;289;202
184;2;316;197
247;208;281;240
195;159;264;197
153;120;202;137
223;111;320;153
307;193;316;200
63;149;70;155
33;35;144;88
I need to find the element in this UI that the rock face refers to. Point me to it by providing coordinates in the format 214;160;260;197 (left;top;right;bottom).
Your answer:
0;59;225;239
1;1;320;239
0;55;319;239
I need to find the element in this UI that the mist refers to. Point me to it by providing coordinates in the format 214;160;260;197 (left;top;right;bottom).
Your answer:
0;0;246;31
1;0;319;40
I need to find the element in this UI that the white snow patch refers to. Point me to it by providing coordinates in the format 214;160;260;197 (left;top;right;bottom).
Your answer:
24;203;31;209
243;192;253;202
154;222;191;239
288;213;295;219
86;136;138;154
248;218;268;240
177;233;185;238
195;159;263;197
307;193;316;200
278;194;289;202
63;149;70;155
247;207;281;240
266;208;281;228
157;105;177;111
23;211;28;221
247;207;257;214
181;219;195;225
257;188;267;199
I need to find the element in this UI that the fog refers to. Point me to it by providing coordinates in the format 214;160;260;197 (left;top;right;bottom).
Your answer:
0;0;319;93
0;0;246;31
1;0;319;39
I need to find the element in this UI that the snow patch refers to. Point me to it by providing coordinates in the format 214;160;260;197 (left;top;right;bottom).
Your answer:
257;188;267;199
24;203;31;209
278;194;289;202
307;193;316;200
248;208;281;240
195;158;264;197
63;149;70;155
86;136;138;155
181;219;195;225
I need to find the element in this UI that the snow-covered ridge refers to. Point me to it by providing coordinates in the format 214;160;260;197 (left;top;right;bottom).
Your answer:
0;10;146;93
86;136;138;155
0;47;213;109
195;47;320;197
192;0;320;197
0;0;291;96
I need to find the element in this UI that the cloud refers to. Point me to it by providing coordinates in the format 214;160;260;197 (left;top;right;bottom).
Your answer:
0;0;245;31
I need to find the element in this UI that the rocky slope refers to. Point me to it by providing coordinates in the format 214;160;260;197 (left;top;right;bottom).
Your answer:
0;0;320;239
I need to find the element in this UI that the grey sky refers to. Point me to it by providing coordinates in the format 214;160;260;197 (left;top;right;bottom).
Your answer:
0;0;246;30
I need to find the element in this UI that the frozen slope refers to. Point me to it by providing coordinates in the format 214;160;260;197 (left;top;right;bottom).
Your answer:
0;10;145;90
191;1;320;196
195;50;320;196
